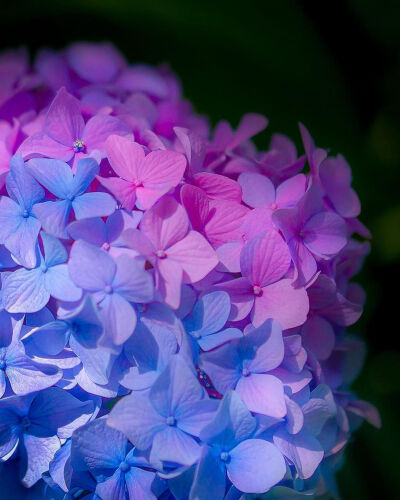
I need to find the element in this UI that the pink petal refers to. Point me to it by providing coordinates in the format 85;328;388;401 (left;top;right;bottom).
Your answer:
140;196;189;250
240;230;291;287
275;174;307;208
168;230;218;283
205;200;249;247
136;150;186;209
83;115;130;154
252;279;309;330
303;212;347;256
298;123;327;179
216;277;254;322
181;184;209;232
157;258;183;309
97;176;137;212
122;228;155;259
238;172;275;208
229;113;268;150
241;208;274;239
193;172;242;202
272;207;299;242
105;135;145;181
18;132;74;161
301;315;335;361
319;155;361;218
140;149;186;187
44;87;84;146
289;238;317;287
216;241;242;273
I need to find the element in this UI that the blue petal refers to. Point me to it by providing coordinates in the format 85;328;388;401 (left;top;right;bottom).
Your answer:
5;340;62;395
71;418;127;473
62;295;104;348
68;217;107;246
33;200;71;239
48;440;71;493
150;356;204;418
28;387;94;439
190;446;226;500
72;192;116;220
108;392;165;450
200;391;256;450
197;327;243;351
70;336;116;385
71;157;99;195
125;467;157;500
22;434;60;488
0;196;21;242
7;155;44;209
2;267;48;313
44;265;82;302
69;239;116;292
113;255;154;303
227;439;286;494
185;291;231;336
0;245;16;269
150;426;201;466
2;210;41;269
100;293;136;345
95;469;126;500
30;321;69;356
27;158;74;199
41;232;68;267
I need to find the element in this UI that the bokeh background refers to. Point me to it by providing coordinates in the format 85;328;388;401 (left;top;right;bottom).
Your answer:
1;1;399;498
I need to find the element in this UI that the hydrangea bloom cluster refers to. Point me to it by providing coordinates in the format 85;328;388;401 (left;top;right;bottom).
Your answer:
0;43;379;499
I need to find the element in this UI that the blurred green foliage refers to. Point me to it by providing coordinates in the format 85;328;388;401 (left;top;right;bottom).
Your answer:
1;1;399;498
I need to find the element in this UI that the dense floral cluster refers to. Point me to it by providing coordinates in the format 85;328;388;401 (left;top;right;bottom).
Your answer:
0;43;379;499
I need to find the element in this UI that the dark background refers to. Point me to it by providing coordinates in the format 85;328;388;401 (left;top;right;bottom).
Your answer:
1;1;399;498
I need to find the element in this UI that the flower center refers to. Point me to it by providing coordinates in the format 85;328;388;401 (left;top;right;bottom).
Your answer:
22;209;30;219
156;249;167;259
104;285;113;294
41;264;48;273
101;242;111;251
166;416;176;426
0;359;6;370
132;179;143;188
241;367;250;377
220;451;230;462
73;139;85;152
253;285;263;297
119;461;131;472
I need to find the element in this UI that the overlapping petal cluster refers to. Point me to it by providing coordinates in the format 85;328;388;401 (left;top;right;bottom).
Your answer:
0;43;379;499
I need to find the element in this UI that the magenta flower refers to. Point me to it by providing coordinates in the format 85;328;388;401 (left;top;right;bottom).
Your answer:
216;229;309;329
273;183;348;286
238;172;306;216
181;184;249;247
123;196;218;308
98;134;186;211
18;87;130;165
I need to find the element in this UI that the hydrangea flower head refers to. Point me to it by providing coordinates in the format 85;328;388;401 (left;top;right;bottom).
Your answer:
0;42;378;499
